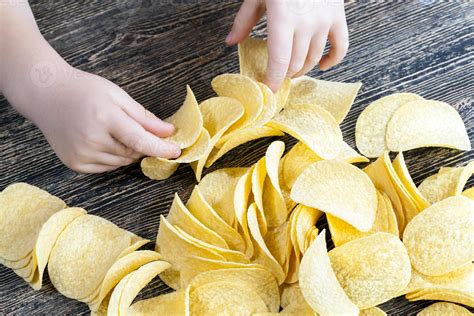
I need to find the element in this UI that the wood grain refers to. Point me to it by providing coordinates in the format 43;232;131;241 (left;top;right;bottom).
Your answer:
0;1;473;314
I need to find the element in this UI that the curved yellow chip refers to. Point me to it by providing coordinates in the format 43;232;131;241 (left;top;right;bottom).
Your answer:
264;221;291;273
189;281;268;315
206;126;284;167
0;183;66;261
141;129;210;180
355;93;423;158
462;187;474;199
186;186;245;253
191;97;244;181
198;167;247;227
403;196;474;276
288;76;361;124
32;207;87;290
417;302;472;316
211;74;263;132
291;160;377;232
386;100;471;152
252;157;269;235
282;142;321;191
299;230;359;315
48;215;132;300
189;268;280;312
239;37;268;82
360;307;387;316
329;233;411;309
167;193;228;249
294;205;322;254
234;167;255;258
263;141;287;227
129;290;188;316
164;85;203;149
267;103;343;159
418;161;474;204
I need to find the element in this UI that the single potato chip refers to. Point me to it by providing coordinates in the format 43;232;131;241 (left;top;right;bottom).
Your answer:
329;233;411;309
360;307;387;316
239;37;268;82
252;157;269;235
281;142;322;191
288;76;362;124
355;93;423;157
267;103;343;159
0;183;66;261
418;161;474;204
291;160;377;232
234;166;255;258
164;85;203;148
299;229;359;315
294;205;322;254
386;100;471;152
403;196;474;276
417;302;472;316
462;187;474;199
129;289;188;316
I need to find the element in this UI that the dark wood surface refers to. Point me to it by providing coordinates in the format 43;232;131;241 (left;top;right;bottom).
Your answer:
1;1;473;314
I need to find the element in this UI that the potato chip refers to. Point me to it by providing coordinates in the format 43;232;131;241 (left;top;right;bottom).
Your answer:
337;141;369;163
31;207;87;290
288;76;361;124
327;191;396;247
234;166;255;257
211;74;263;133
329;233;411;308
129;289;188;316
294;205;322;253
189;268;280;312
239;37;268;82
407;291;474;308
303;226;319;253
164;85;202;149
198;167;247;227
186;186;245;253
189;281;268;315
280;300;314;315
247;203;286;284
281;142;321;191
386;100;471;152
141;129;210;180
167;193;228;249
107;273;131;316
0;252;32;270
253;83;278;126
267;103;343;159
252;157;269;234
0;183;66;261
291;160;377;232
417;302;472;316
403;196;474;276
418;162;474;204
280;283;304;309
48;215;132;300
380;191;399;237
191;96;244;181
355;93;423;157
463;187;474;199
360;307;387;316
88;250;162;312
206;126;284;167
264;221;291;271
299;229;359;315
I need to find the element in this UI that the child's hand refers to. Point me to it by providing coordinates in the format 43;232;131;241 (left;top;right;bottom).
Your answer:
226;0;348;91
29;68;181;173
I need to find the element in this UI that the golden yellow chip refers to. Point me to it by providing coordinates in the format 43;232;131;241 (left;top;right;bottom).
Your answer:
360;307;387;316
129;289;188;316
281;142;321;191
329;233;411;308
263;221;291;273
198;167;247;227
267;103;343;159
253;83;278;126
299;229;358;315
0;183;66;261
403;196;474;276
288;76;362;124
462;187;474;199
191;96;244;181
418;161;474;204
417;302;472;316
141;129;210;180
0;252;32;270
355;93;423;158
186;186;245;253
280;282;304;309
386;100;471;152
167;193;228;249
238;37;268;82
48;215;132;300
164;85;203;149
234;166;255;258
189;268;280;312
337;141;369;163
291;160;377;232
189;281;268;315
206;126;284;167
294;205;322;254
32;207;87;290
252;157;269;235
211;74;263;132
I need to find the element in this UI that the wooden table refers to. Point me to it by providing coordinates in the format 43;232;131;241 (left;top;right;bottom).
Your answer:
1;1;472;314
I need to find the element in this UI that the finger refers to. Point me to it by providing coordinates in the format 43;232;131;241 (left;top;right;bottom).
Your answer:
294;31;328;77
103;135;143;160
111;111;181;159
287;33;312;78
71;163;120;174
94;152;136;167
226;0;265;45
120;95;176;138
319;20;349;71
264;6;293;91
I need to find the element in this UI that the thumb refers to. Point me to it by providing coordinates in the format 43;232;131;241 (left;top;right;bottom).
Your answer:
226;0;265;45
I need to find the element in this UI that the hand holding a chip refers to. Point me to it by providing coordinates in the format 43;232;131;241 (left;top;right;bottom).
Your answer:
226;0;349;91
